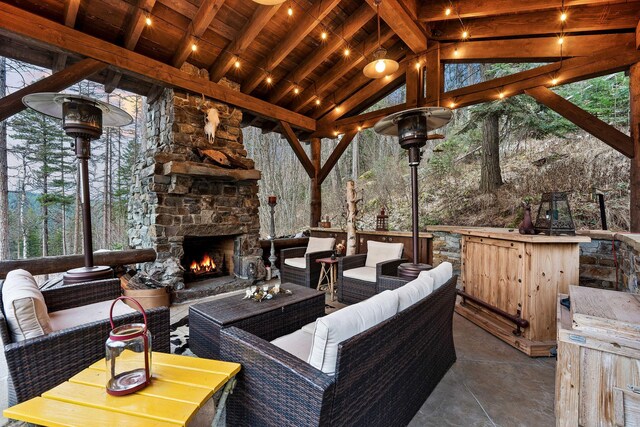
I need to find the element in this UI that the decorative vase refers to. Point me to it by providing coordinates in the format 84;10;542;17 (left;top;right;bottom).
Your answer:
519;202;535;235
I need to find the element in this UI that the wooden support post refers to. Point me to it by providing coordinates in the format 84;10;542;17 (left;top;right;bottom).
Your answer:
630;63;640;232
426;41;441;105
318;131;356;184
310;138;321;228
0;58;106;122
406;65;420;108
280;121;315;178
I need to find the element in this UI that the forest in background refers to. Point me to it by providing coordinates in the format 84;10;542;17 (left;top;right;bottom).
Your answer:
0;57;631;261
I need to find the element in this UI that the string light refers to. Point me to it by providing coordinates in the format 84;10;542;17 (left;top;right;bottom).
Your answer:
287;5;293;16
415;62;421;70
498;92;505;99
234;59;241;69
344;47;350;57
321;31;328;41
449;101;456;108
293;87;300;95
461;30;469;39
315;98;321;105
191;43;197;52
145;16;152;26
445;7;452;16
557;36;564;45
335;106;342;113
551;78;558;85
266;75;273;84
560;11;567;22
357;125;362;131
333;130;339;136
454;47;459;56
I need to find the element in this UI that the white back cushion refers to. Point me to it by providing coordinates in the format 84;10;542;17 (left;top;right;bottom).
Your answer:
365;241;403;268
395;274;435;311
305;237;335;255
2;269;52;342
308;290;398;375
271;329;314;362
424;262;453;290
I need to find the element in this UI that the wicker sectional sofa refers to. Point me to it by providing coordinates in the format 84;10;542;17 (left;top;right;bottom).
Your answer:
219;272;458;426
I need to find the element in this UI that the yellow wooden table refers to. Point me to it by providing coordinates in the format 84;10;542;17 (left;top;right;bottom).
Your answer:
3;352;240;427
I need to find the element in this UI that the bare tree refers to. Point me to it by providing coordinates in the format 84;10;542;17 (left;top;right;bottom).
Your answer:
0;57;8;259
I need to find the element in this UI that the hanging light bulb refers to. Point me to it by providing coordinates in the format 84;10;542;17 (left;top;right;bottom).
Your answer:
344;47;350;57
287;5;293;16
293;87;300;95
560;11;567;22
145;16;152;26
315;98;321;106
321;31;328;41
558;36;564;45
191;43;197;52
363;0;399;79
357;125;362;131
415;61;421;70
498;92;505;99
461;30;469;39
266;75;273;84
234;59;241;69
551;77;559;85
449;101;456;108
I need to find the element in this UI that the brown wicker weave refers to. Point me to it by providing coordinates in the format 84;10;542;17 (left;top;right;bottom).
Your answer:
219;275;458;427
0;278;170;405
280;247;335;288
337;254;408;304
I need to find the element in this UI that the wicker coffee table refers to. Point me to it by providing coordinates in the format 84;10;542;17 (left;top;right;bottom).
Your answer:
190;283;325;358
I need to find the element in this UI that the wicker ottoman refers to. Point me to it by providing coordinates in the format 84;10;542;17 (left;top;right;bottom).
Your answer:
189;283;325;358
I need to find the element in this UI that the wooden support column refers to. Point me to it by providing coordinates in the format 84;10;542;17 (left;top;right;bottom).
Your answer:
426;41;441;105
631;63;640;232
310;138;322;228
406;64;421;108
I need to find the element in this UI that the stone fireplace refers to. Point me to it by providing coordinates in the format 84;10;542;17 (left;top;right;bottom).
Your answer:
128;65;264;290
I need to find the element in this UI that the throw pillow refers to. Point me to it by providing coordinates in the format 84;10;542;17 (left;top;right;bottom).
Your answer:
2;269;52;342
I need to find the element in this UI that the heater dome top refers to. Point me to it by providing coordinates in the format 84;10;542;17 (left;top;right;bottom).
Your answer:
22;92;133;127
374;106;452;136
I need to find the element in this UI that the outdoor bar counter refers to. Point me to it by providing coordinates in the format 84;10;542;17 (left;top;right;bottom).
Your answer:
455;228;590;357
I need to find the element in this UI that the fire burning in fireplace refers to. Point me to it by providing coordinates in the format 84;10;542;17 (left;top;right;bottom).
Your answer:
190;254;217;275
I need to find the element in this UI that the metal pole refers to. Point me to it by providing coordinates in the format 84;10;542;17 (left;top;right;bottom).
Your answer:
408;146;420;266
268;202;279;278
76;137;94;268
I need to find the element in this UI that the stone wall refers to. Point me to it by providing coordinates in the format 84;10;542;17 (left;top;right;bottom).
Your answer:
128;64;262;289
427;226;640;294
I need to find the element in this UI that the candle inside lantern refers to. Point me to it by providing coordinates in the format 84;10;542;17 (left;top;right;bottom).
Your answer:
268;195;277;204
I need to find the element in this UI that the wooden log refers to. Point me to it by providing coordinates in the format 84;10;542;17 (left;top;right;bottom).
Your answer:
310;138;321;228
630;63;640;232
346;180;357;256
199;149;231;166
0;249;156;279
217;148;253;170
163;160;261;181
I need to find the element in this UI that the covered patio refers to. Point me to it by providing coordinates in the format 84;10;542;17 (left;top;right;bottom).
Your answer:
0;0;639;425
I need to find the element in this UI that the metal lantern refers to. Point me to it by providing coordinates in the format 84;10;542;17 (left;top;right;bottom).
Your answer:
376;207;389;231
534;192;576;235
106;297;152;396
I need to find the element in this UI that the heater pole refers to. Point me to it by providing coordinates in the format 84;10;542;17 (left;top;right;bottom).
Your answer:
410;162;420;266
76;137;94;268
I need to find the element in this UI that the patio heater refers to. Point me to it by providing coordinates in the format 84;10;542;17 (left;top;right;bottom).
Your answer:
374;107;452;280
22;93;133;284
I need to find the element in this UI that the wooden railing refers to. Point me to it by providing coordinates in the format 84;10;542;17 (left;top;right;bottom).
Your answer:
0;249;156;279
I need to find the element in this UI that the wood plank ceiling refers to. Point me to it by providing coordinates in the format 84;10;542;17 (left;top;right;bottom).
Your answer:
0;0;638;136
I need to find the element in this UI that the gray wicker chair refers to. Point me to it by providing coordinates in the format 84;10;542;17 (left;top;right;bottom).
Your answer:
337;254;408;304
280;247;334;288
0;278;170;405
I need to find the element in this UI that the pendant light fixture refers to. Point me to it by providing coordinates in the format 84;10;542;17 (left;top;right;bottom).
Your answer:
363;0;399;78
252;0;286;5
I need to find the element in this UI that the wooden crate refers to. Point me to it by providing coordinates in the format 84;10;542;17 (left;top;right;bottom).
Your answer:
556;287;640;427
455;228;589;356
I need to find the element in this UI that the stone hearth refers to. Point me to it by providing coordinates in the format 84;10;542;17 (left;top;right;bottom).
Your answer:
128;65;264;290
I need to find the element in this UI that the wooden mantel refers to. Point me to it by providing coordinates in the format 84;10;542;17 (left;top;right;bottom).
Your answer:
163;161;261;181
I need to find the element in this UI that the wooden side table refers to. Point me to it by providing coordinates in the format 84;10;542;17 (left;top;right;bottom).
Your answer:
3;352;240;427
316;257;339;301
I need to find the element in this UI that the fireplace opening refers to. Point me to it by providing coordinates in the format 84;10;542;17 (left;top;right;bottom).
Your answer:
181;235;237;283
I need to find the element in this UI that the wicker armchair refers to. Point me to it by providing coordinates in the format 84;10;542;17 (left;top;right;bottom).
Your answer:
280;247;334;288
0;278;170;405
337;254;408;304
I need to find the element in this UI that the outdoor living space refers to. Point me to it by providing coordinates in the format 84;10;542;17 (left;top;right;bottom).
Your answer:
0;0;640;426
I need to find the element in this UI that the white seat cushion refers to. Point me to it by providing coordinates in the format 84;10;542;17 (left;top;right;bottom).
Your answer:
271;329;314;361
423;262;453;290
342;266;377;283
305;237;335;255
365;241;404;268
395;274;435;311
283;257;306;269
49;299;137;332
301;320;317;334
308;290;399;375
2;269;52;342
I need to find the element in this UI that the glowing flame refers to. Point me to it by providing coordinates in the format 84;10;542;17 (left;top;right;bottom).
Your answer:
190;254;217;274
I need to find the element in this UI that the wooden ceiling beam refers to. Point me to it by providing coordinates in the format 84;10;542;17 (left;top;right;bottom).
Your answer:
171;0;226;68
242;0;342;95
365;0;427;53
208;4;282;83
430;3;640;41
0;58;106;122
52;0;82;74
280;121;316;178
419;0;631;22
525;86;633;157
440;33;636;62
269;5;376;104
318;131;357;184
291;27;395;112
0;3;316;131
105;0;157;93
317;61;407;125
636;19;640;49
312;44;640;137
